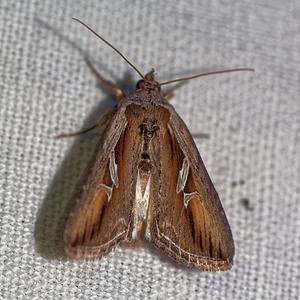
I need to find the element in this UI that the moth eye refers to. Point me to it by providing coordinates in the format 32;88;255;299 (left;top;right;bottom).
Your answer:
136;80;145;90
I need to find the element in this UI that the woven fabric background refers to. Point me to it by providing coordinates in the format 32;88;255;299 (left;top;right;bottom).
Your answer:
1;1;299;299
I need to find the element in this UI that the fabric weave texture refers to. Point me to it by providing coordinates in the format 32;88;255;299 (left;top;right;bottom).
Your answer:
0;1;299;299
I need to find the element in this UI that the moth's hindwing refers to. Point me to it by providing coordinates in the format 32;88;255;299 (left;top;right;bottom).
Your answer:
149;110;234;271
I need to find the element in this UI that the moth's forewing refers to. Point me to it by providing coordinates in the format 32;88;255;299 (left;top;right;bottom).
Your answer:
64;106;138;258
149;107;234;271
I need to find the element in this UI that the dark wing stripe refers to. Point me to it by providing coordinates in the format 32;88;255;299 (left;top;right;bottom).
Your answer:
209;233;213;258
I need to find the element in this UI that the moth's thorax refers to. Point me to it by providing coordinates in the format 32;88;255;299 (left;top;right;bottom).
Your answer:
125;88;166;106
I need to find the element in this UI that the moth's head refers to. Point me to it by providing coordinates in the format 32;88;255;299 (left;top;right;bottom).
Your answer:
136;69;161;91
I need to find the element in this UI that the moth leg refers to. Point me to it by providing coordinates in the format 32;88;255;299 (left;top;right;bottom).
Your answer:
85;56;125;101
163;82;185;101
57;106;116;138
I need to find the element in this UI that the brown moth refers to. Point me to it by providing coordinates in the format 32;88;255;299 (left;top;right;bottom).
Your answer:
61;18;253;271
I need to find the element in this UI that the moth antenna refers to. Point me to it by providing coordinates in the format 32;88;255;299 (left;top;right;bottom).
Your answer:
159;68;255;86
72;18;145;80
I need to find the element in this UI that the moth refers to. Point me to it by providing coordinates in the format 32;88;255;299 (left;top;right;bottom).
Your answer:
60;18;253;271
